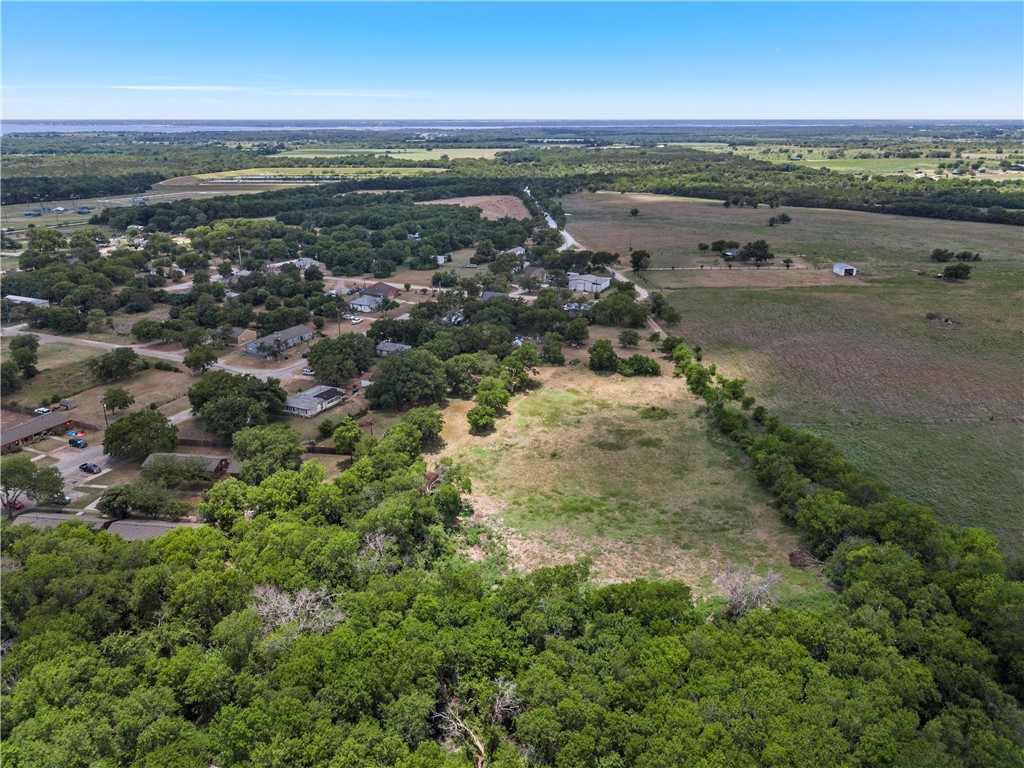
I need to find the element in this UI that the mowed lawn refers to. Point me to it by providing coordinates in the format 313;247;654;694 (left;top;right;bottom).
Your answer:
565;192;1024;556
441;366;832;604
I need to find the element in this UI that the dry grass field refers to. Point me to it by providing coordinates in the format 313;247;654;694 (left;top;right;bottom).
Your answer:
563;191;1024;556
415;195;532;220
277;147;518;161
439;365;832;604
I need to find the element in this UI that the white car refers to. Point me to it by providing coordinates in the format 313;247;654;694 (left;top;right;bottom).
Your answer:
350;318;363;325
302;368;315;376
33;407;51;415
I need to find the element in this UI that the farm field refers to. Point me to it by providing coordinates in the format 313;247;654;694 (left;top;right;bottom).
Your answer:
440;365;833;605
193;166;446;180
563;191;1024;555
415;194;532;220
276;147;519;161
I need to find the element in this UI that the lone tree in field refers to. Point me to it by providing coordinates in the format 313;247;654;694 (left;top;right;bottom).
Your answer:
1;456;63;516
8;334;40;379
88;348;143;383
589;339;619;372
101;386;135;414
467;405;496;433
739;240;774;263
630;208;640;217
619;329;641;348
630;250;652;276
942;263;972;280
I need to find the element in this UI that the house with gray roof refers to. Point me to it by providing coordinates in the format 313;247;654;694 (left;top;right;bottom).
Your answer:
376;341;413;357
350;294;383;313
245;324;315;357
283;385;347;418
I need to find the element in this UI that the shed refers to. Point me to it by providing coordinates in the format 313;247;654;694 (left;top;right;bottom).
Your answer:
832;263;858;277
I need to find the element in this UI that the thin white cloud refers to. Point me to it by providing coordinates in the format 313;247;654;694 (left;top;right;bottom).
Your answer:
274;88;424;99
107;85;246;92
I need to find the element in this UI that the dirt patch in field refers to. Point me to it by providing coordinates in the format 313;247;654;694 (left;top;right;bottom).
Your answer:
416;195;531;221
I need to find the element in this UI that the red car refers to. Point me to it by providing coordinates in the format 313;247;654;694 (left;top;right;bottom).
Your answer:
4;501;25;511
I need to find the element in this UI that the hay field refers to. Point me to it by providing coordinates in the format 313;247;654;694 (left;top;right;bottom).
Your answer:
415;195;532;220
564;191;1024;556
194;167;445;180
441;365;832;604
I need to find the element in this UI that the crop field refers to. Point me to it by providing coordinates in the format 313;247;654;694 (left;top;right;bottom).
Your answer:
440;365;833;605
194;166;447;180
562;192;1024;554
276;147;519;161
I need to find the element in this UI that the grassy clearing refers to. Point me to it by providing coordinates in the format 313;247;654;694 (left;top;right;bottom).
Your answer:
277;147;517;161
440;366;833;603
564;191;1024;556
1;256;20;271
194;167;445;180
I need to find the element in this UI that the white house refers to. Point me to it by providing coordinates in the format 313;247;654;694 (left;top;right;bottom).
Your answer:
283;385;347;418
350;294;383;313
832;263;858;277
567;273;612;294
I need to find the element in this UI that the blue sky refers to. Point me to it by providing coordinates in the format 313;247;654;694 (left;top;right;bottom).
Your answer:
2;2;1022;119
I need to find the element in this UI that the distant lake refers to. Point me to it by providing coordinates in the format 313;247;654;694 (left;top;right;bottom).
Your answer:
3;119;1009;136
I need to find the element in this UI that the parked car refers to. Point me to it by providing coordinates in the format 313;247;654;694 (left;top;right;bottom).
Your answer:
4;501;25;511
33;407;51;415
69;437;88;448
49;493;72;506
301;352;309;358
302;368;315;376
79;463;102;474
351;318;363;325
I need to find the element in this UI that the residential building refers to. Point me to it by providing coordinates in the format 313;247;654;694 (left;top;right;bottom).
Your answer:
362;282;400;299
283;385;346;418
226;327;258;346
350;294;383;313
376;341;413;357
4;295;50;307
245;324;315;357
1;410;74;452
142;453;229;474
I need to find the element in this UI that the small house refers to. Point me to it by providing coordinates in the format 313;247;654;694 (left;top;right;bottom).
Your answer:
833;263;858;277
245;324;315;357
224;291;241;300
363;282;400;299
350;294;383;313
283;385;346;418
375;341;413;357
501;246;527;257
523;266;548;283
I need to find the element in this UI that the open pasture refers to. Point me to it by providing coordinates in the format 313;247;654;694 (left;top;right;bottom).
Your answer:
415;195;532;220
440;365;832;603
563;191;1023;275
564;191;1024;555
277;147;518;161
194;166;446;180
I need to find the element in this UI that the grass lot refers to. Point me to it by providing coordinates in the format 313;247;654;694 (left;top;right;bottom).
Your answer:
194;167;446;180
440;365;833;605
1;256;20;271
277;147;518;161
